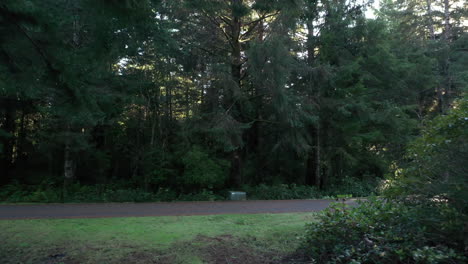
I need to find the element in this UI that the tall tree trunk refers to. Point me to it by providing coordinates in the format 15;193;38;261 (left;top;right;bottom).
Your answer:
314;122;321;187
17;107;26;165
1;101;16;185
228;0;243;187
442;0;451;111
63;144;75;183
306;128;317;185
305;16;322;187
230;0;242;93
306;20;315;65
436;85;445;114
436;0;452;114
168;85;173;121
425;0;435;40
443;0;450;42
63;127;75;201
185;84;190;118
253;20;264;182
320;123;329;189
63;1;79;199
132;105;144;180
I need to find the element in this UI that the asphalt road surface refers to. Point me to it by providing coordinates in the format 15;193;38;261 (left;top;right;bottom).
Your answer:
0;199;360;220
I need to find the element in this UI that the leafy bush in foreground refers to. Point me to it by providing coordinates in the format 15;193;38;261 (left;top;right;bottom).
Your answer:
302;198;466;264
385;98;468;215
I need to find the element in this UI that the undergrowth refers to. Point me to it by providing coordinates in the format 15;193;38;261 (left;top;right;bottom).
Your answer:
301;198;467;264
0;177;379;203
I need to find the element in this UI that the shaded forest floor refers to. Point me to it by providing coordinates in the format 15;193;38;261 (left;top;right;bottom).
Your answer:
0;213;314;264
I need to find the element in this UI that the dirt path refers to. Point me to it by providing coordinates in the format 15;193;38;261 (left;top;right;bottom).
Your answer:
0;199;359;220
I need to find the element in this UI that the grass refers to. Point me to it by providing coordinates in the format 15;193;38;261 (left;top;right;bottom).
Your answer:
0;213;316;264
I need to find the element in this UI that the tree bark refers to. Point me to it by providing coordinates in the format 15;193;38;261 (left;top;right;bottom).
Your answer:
443;0;450;42
425;0;435;40
443;0;452;111
314;122;321;187
63;131;75;201
0;100;16;185
305;14;321;187
228;0;244;187
230;0;242;93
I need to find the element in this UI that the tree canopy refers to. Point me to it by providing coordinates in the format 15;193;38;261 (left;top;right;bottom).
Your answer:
1;0;466;196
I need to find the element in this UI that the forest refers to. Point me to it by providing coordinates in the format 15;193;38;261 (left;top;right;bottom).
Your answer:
0;0;467;202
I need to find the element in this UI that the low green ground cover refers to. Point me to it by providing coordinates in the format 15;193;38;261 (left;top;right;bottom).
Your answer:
0;213;315;264
0;177;379;203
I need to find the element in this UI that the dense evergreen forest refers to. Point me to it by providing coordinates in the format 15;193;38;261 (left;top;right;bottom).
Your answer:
0;0;466;200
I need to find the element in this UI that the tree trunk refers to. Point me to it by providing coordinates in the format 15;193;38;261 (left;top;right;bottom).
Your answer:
63;1;79;199
305;16;321;187
63;135;75;201
1;101;16;185
425;0;435;40
306;20;315;65
228;0;244;187
314;122;321;187
229;150;242;187
63;144;75;182
443;0;450;42
230;0;242;94
185;84;190;118
443;0;451;111
17;107;26;164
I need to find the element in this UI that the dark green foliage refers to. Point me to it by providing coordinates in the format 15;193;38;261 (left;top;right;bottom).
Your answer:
0;183;224;203
0;178;378;202
244;184;322;200
181;146;229;191
1;0;459;261
245;177;379;200
302;198;467;264
0;0;466;203
300;99;468;263
386;98;468;214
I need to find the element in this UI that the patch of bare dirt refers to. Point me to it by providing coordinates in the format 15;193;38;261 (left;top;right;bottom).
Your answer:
278;251;311;264
118;250;176;264
41;252;80;264
191;234;281;264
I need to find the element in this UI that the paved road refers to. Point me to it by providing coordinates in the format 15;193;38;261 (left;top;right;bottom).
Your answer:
0;199;359;220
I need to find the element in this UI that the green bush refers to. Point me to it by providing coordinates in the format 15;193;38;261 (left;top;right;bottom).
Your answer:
326;176;380;198
245;184;321;200
0;177;378;203
177;189;224;201
0;183;61;203
302;198;466;264
386;98;468;214
181;146;229;191
244;179;379;200
0;183;223;203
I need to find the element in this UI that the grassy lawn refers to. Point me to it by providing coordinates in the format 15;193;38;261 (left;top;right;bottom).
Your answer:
0;213;315;264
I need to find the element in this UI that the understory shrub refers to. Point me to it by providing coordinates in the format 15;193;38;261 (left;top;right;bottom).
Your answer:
385;98;468;215
0;184;223;203
326;176;380;198
302;198;467;264
1;177;379;203
245;178;379;200
244;184;322;200
180;146;229;191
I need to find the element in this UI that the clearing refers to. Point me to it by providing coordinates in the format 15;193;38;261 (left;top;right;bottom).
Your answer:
1;213;315;264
